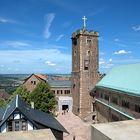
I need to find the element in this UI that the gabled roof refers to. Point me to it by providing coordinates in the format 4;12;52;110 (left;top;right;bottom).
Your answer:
34;74;48;81
48;77;71;88
0;95;68;133
24;74;47;83
96;63;140;97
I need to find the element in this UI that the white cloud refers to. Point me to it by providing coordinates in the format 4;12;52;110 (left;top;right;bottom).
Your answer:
0;18;16;24
56;34;64;41
113;50;131;55
45;61;56;66
99;58;105;65
114;38;119;42
44;13;55;39
132;25;140;31
109;58;112;63
0;49;71;74
0;65;4;68
1;41;30;48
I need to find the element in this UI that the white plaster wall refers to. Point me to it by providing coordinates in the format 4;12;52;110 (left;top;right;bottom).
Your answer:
58;96;73;112
1;123;6;133
27;121;34;130
14;114;20;120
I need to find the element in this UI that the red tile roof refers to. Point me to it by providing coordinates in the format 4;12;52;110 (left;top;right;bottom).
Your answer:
0;89;10;100
34;74;48;81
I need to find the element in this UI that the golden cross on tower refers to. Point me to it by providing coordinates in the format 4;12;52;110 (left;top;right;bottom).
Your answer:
82;16;87;29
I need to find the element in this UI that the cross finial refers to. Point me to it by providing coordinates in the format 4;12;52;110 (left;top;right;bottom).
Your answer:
82;16;87;29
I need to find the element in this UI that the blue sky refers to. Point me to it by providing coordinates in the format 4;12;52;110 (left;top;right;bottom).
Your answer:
0;0;140;74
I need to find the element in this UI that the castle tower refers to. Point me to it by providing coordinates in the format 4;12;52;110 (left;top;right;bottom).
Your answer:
71;17;99;118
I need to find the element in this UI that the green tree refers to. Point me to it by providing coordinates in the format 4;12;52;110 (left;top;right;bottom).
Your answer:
30;82;56;113
8;86;31;105
0;99;6;107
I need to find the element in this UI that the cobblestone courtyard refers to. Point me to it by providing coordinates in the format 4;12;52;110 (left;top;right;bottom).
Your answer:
56;112;91;140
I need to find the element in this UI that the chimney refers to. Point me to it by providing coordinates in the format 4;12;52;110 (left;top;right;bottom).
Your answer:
31;102;34;109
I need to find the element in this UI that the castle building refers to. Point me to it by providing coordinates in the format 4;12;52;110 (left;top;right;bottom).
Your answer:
23;74;48;92
71;16;100;118
23;74;72;112
92;63;140;123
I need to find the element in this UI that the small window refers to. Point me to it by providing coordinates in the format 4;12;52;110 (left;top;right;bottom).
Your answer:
52;90;55;94
100;93;103;98
84;60;89;70
7;121;12;131
87;50;90;56
73;84;75;88
74;50;76;56
15;121;20;131
65;90;70;94
72;38;77;45
22;120;27;131
122;100;129;108
104;94;109;101
33;81;36;85
87;39;91;45
135;104;140;113
112;97;118;105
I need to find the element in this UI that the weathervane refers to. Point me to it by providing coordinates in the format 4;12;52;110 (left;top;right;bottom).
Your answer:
82;16;87;30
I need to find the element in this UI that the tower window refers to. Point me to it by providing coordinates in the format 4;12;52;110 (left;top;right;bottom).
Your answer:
72;38;77;45
84;60;89;70
87;50;90;56
74;50;76;56
87;39;91;45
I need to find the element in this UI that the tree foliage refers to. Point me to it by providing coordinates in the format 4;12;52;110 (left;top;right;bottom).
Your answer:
8;85;30;105
0;99;6;108
8;82;56;114
30;82;56;113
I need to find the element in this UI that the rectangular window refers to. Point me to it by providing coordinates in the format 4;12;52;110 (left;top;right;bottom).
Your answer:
64;90;70;94
15;121;20;131
33;81;36;85
135;104;140;113
122;100;129;108
87;39;91;45
104;94;109;101
57;90;59;94
7;121;12;131
22;121;27;131
100;93;103;98
84;60;89;70
112;97;118;105
52;90;55;94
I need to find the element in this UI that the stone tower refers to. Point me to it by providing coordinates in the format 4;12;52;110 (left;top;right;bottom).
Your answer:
71;17;99;118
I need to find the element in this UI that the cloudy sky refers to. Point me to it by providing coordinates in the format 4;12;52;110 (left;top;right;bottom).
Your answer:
0;0;140;74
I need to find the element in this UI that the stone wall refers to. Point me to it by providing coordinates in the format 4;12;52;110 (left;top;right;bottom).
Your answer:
72;29;100;118
95;87;140;122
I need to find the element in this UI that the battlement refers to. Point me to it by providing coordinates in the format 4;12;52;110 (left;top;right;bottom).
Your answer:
72;29;99;38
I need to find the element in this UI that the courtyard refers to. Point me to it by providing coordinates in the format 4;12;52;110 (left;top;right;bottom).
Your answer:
56;112;91;140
